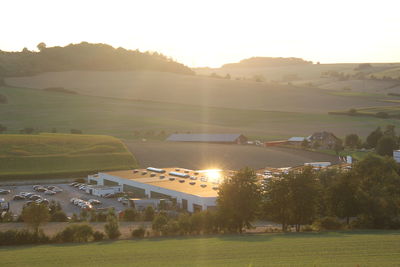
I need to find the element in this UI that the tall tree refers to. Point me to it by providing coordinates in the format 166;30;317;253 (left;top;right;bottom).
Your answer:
352;154;400;228
104;209;121;239
376;135;398;156
21;203;50;234
217;167;261;233
383;124;396;137
264;167;319;232
286;167;319;232
345;134;360;149
366;127;383;148
328;172;359;224
263;177;291;231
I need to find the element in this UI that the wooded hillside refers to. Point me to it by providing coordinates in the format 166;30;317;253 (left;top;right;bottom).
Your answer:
0;42;194;77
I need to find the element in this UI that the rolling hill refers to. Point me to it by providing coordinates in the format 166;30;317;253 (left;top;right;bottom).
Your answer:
0;133;138;180
4;70;394;114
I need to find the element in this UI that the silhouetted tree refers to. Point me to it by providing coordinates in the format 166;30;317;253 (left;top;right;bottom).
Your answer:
217;167;261;233
366;127;383;149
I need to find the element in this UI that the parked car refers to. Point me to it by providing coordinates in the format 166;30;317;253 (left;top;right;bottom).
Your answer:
23;193;34;198
52;187;63;192
70;198;78;204
117;197;128;202
79;185;87;190
44;190;56;195
32;185;41;190
88;199;101;205
13;195;25;200
29;195;41;201
36;187;47;192
36;199;49;205
0;189;11;195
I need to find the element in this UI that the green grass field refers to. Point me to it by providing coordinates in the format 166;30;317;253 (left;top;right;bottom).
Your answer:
1;231;399;266
0;134;138;179
1;86;399;140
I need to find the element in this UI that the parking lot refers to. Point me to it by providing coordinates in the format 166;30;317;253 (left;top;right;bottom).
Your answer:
0;183;127;216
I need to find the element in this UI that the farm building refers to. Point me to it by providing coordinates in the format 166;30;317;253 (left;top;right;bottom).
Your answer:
264;140;287;147
166;133;247;144
88;167;232;212
287;136;309;146
309;131;340;149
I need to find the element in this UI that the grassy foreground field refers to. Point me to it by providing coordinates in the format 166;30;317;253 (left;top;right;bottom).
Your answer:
0;134;138;179
1;231;399;266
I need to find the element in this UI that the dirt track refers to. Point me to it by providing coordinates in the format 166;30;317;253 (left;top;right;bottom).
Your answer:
124;141;339;170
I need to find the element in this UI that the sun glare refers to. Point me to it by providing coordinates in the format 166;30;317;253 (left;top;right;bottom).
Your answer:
203;169;223;183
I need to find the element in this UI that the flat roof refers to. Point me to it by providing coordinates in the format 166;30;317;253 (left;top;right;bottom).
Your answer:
102;168;232;198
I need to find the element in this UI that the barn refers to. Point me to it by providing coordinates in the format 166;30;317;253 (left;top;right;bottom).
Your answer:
166;133;247;144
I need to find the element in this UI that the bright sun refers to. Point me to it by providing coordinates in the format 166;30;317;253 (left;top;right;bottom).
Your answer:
204;169;222;183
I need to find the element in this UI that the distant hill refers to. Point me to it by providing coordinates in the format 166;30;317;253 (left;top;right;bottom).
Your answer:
222;57;313;68
0;42;194;77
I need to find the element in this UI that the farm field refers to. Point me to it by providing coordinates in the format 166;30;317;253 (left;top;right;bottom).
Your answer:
1;86;399;140
0;231;399;267
126;141;339;169
0;134;137;179
4;70;395;113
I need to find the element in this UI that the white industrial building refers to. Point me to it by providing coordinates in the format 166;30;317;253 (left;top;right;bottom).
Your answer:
394;150;400;163
88;167;228;212
85;184;122;197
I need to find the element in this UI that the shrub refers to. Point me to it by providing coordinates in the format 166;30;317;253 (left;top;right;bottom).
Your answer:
70;129;83;134
152;214;169;234
7;149;31;156
301;225;314;232
376;112;389;119
51;211;68;222
104;210;121;239
123;208;138;221
93;231;105;241
144;206;155;221
313;217;342;231
131;227;146;238
0;229;49;246
54;224;94;243
161;220;180;236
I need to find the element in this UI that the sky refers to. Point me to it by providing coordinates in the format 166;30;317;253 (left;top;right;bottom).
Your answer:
1;0;400;67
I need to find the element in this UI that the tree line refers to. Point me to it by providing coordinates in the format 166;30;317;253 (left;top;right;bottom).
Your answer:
219;154;400;233
0;42;194;77
344;125;398;156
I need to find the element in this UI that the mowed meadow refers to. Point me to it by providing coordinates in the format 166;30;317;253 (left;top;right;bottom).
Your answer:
1;231;399;267
1;84;399;140
0;134;137;179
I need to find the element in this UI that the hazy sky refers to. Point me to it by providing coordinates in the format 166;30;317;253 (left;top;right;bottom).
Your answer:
1;0;399;67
